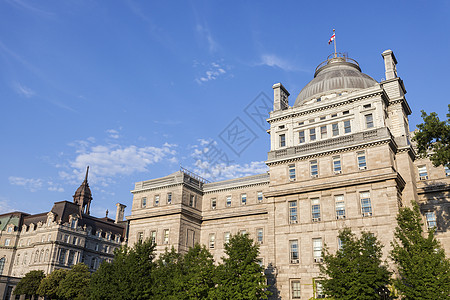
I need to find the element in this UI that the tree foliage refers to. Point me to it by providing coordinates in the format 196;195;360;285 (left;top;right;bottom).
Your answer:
89;238;156;300
212;233;271;300
412;104;450;167
37;268;68;299
14;270;45;299
57;263;90;300
391;202;450;299
320;228;391;300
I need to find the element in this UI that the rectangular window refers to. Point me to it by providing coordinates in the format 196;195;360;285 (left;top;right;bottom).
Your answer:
313;238;323;262
320;125;327;139
320;116;326;120
335;195;346;219
240;229;247;235
211;198;217;210
150;231;156;244
332;123;339;136
343;110;350;115
357;152;367;170
418;165;428;180
59;249;66;265
344;120;351;133
311;198;321;222
288;164;296;181
309;118;315;123
310;128;316;141
333;156;341;174
154;195;159;206
360;191;372;217
5;239;10;246
310;160;319;177
280;134;286;147
290;240;299;263
316;281;325;298
209;233;215;249
137;232;144;242
298;121;304;126
72;237;78;245
365;113;374;128
363;104;371;109
289;201;298;224
189;195;195;207
298;130;305;143
224;232;230;244
338;238;344;250
226;196;232;207
331;113;338;118
425;212;437;229
257;228;264;244
163;229;169;244
257;191;263;203
142;197;147;208
241;194;247;205
291;280;301;298
167;193;172;204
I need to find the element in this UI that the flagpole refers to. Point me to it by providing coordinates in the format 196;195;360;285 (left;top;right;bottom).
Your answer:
333;29;337;58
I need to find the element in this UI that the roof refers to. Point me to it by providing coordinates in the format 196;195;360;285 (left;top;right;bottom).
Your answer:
294;55;378;107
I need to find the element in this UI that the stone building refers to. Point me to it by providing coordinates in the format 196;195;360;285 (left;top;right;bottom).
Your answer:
0;168;127;299
127;50;450;299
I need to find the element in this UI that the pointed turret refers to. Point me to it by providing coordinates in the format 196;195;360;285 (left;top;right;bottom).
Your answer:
73;166;93;215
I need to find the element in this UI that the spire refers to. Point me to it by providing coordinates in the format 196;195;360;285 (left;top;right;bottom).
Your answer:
73;166;93;215
84;166;89;182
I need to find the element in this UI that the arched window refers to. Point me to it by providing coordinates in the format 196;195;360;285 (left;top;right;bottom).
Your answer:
16;254;20;265
0;257;5;275
90;257;96;270
34;250;39;262
23;253;27;265
44;249;49;262
39;250;44;262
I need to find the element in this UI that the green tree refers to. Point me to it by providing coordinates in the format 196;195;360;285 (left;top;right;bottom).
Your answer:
412;104;450;167
13;270;45;299
212;233;271;300
152;247;184;300
320;228;391;300
89;238;156;300
37;268;68;300
390;202;450;299
57;263;90;300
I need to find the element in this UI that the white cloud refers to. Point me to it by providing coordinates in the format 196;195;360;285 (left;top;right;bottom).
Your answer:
106;129;120;139
0;197;17;214
193;160;268;182
47;181;64;192
196;24;218;53
195;61;228;84
13;82;35;98
9;176;43;192
258;54;300;71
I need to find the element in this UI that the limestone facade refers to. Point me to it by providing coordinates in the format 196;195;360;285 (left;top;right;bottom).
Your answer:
127;50;449;299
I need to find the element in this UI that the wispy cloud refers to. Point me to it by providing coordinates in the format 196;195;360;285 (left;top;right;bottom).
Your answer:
106;129;120;139
258;54;303;72
9;176;43;192
47;181;64;192
195;61;228;84
195;24;218;53
13;82;35;98
0;197;17;214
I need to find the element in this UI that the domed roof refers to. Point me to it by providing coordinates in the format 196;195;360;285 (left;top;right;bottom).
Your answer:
294;55;378;107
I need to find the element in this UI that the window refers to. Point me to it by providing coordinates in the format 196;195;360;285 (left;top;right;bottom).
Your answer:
289;240;299;263
41;235;45;242
167;193;172;204
289;201;298;224
224;232;230;244
257;191;263;203
333;156;341;174
209;233;215;249
241;194;247;205
257;228;263;244
71;218;77;229
187;229;195;248
154;195;160;206
0;258;5;275
344;120;351;133
360;191;372;217
163;229;169;244
72;237;78;245
90;257;96;270
105;245;109;253
338;238;344;250
363;104;371;109
137;232;144;242
23;253;27;265
309;118;315;123
365;113;374;128
226;196;232;207
279;125;285;129
310;160;318;177
445;166;450;177
331;113;338;118
425;212;437;229
239;229;247;235
418;165;428;180
189;195;195;207
68;251;75;266
7;226;12;233
142;197;147;208
291;280;301;299
48;234;51;242
320;116;326;120
288;164;296;181
313;238;323;262
95;244;99;251
150;231;156;244
59;249;67;265
335;195;346;219
64;235;69;243
310;128;316;141
316;281;325;298
311;198;321;222
298;121;304;126
343;110;349;115
44;249;49;262
211;198;217;210
320;125;327;139
357;152;367;170
332;123;339;136
280;134;286;147
298;130;305;143
4;239;10;246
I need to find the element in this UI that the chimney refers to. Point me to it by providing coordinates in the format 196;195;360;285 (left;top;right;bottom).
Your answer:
115;203;126;223
381;49;398;80
272;83;290;111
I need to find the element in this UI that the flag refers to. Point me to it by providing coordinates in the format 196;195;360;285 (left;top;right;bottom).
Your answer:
328;33;335;45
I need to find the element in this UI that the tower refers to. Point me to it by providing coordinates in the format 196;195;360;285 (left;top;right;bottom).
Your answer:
73;166;93;215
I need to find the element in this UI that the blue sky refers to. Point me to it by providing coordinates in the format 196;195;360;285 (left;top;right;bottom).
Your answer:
1;0;449;219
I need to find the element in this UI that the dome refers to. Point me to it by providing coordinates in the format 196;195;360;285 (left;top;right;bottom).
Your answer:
294;55;378;107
